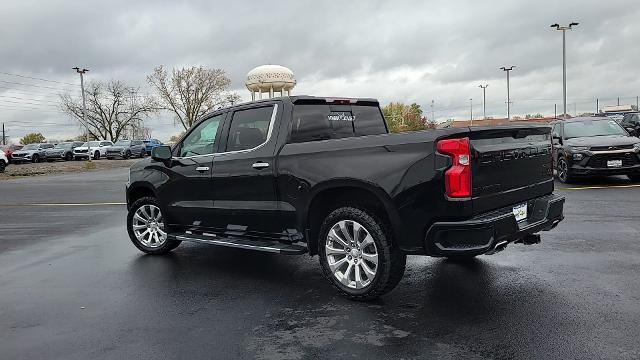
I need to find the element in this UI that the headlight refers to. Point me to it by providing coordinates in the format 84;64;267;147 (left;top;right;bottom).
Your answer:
634;143;640;151
573;153;584;161
570;146;589;152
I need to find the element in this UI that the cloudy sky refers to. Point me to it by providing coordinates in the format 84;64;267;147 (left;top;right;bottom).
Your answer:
2;0;640;142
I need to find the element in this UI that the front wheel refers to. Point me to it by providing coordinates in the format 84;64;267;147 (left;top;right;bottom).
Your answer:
318;207;406;301
93;151;100;160
0;160;5;173
32;154;39;163
127;197;181;254
556;158;573;183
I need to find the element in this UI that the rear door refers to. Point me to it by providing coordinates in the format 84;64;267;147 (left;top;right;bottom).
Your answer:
470;125;553;214
209;102;283;239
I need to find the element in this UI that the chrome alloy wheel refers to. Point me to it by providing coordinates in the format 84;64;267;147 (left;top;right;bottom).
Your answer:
132;204;167;248
325;220;379;289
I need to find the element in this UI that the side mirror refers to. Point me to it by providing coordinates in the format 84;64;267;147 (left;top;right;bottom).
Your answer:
552;135;562;144
625;127;637;136
151;145;172;161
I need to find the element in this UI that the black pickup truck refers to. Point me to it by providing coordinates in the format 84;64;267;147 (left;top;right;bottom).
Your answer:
125;96;565;300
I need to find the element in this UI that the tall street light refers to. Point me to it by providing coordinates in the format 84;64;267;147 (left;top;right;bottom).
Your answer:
479;84;489;119
500;66;515;120
73;67;90;161
550;22;579;119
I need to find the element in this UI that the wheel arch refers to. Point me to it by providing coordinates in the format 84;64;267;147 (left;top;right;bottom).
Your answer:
304;179;403;256
127;182;157;210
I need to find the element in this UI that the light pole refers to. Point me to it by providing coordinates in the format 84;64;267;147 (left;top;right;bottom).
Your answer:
479;84;489;119
73;67;90;161
550;22;579;119
469;98;473;125
500;66;515;120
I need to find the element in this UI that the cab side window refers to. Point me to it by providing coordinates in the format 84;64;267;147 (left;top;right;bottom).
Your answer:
551;124;561;139
225;106;274;152
178;114;224;157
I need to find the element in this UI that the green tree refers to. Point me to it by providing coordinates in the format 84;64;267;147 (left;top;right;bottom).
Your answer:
20;133;46;145
382;102;428;133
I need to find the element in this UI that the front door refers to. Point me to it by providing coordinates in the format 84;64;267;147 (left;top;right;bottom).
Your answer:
158;112;227;232
210;103;285;240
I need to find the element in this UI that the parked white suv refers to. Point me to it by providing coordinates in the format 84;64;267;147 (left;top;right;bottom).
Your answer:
0;151;8;172
73;141;114;160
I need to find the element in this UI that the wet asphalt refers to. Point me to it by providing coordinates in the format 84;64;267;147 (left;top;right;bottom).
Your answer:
1;168;639;359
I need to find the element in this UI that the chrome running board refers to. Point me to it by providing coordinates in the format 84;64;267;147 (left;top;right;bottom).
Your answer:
171;233;307;255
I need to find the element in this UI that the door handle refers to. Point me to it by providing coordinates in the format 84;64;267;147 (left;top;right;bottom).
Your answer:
252;161;269;170
196;166;210;172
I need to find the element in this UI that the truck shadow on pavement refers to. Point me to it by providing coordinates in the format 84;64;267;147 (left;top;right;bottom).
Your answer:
127;245;592;359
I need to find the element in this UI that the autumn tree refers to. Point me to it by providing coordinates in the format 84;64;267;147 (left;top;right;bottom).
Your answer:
382;102;428;133
20;133;46;145
147;65;240;130
60;80;157;141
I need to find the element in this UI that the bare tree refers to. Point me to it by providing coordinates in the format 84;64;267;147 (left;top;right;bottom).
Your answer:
61;80;157;141
147;65;240;130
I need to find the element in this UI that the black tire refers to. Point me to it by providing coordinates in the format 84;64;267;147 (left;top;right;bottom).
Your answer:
32;154;39;163
124;150;131;159
107;157;114;160
0;160;5;173
127;197;181;255
65;152;73;161
556;158;573;183
318;206;406;301
140;150;146;158
46;159;53;163
93;151;100;160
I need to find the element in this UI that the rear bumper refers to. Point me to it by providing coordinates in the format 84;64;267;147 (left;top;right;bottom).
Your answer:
424;193;565;257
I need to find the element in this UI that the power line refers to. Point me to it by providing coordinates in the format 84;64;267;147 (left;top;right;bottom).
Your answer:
0;79;76;91
0;99;60;108
0;71;77;86
0;95;60;104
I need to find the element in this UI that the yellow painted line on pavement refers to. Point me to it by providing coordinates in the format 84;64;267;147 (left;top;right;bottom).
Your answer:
557;184;640;190
0;202;126;207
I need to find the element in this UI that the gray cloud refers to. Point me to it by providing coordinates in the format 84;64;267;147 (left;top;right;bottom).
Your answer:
1;0;639;141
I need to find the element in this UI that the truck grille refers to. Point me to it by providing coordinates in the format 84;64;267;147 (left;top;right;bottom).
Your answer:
75;149;88;153
587;153;638;168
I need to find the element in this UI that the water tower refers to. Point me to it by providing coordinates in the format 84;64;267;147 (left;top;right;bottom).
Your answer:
245;65;296;100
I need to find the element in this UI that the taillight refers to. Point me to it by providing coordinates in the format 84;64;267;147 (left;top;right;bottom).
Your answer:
437;137;472;198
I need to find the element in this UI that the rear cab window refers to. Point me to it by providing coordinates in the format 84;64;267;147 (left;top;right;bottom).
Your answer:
289;104;387;143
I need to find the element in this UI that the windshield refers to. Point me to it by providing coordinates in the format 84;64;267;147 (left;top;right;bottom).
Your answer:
114;140;130;146
564;119;627;138
85;141;100;147
55;143;72;149
22;144;38;150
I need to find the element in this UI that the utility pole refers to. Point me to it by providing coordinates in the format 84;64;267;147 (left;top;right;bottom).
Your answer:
73;67;90;161
431;100;435;123
554;104;557;119
617;97;620;106
2;123;5;145
479;84;489;119
637;96;639;111
596;98;599;114
500;66;515;120
551;22;579;119
469;98;473;125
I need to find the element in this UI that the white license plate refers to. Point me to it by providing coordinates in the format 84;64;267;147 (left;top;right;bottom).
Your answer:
607;160;623;168
513;203;528;222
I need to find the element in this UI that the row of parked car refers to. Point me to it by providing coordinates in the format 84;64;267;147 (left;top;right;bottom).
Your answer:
0;139;163;165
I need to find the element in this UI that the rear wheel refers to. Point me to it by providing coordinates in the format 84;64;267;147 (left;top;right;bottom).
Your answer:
32;154;39;163
0;160;5;173
318;207;406;301
124;150;131;159
556;158;573;183
127;197;181;254
65;152;73;161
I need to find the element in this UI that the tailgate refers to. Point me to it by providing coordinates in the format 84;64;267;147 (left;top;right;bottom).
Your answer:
470;125;554;214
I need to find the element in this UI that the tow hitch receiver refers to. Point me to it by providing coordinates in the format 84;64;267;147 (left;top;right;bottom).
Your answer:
516;234;541;245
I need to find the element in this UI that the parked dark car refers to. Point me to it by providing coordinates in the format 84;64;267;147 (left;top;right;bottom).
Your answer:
551;117;640;182
620;112;640;136
106;140;146;159
125;96;565;300
143;139;162;155
11;143;54;163
45;141;84;161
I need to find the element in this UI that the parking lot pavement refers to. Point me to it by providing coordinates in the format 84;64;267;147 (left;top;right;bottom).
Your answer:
1;171;640;359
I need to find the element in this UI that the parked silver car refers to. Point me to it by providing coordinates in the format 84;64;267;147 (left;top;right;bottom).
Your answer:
11;143;54;163
106;140;146;159
45;141;84;162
